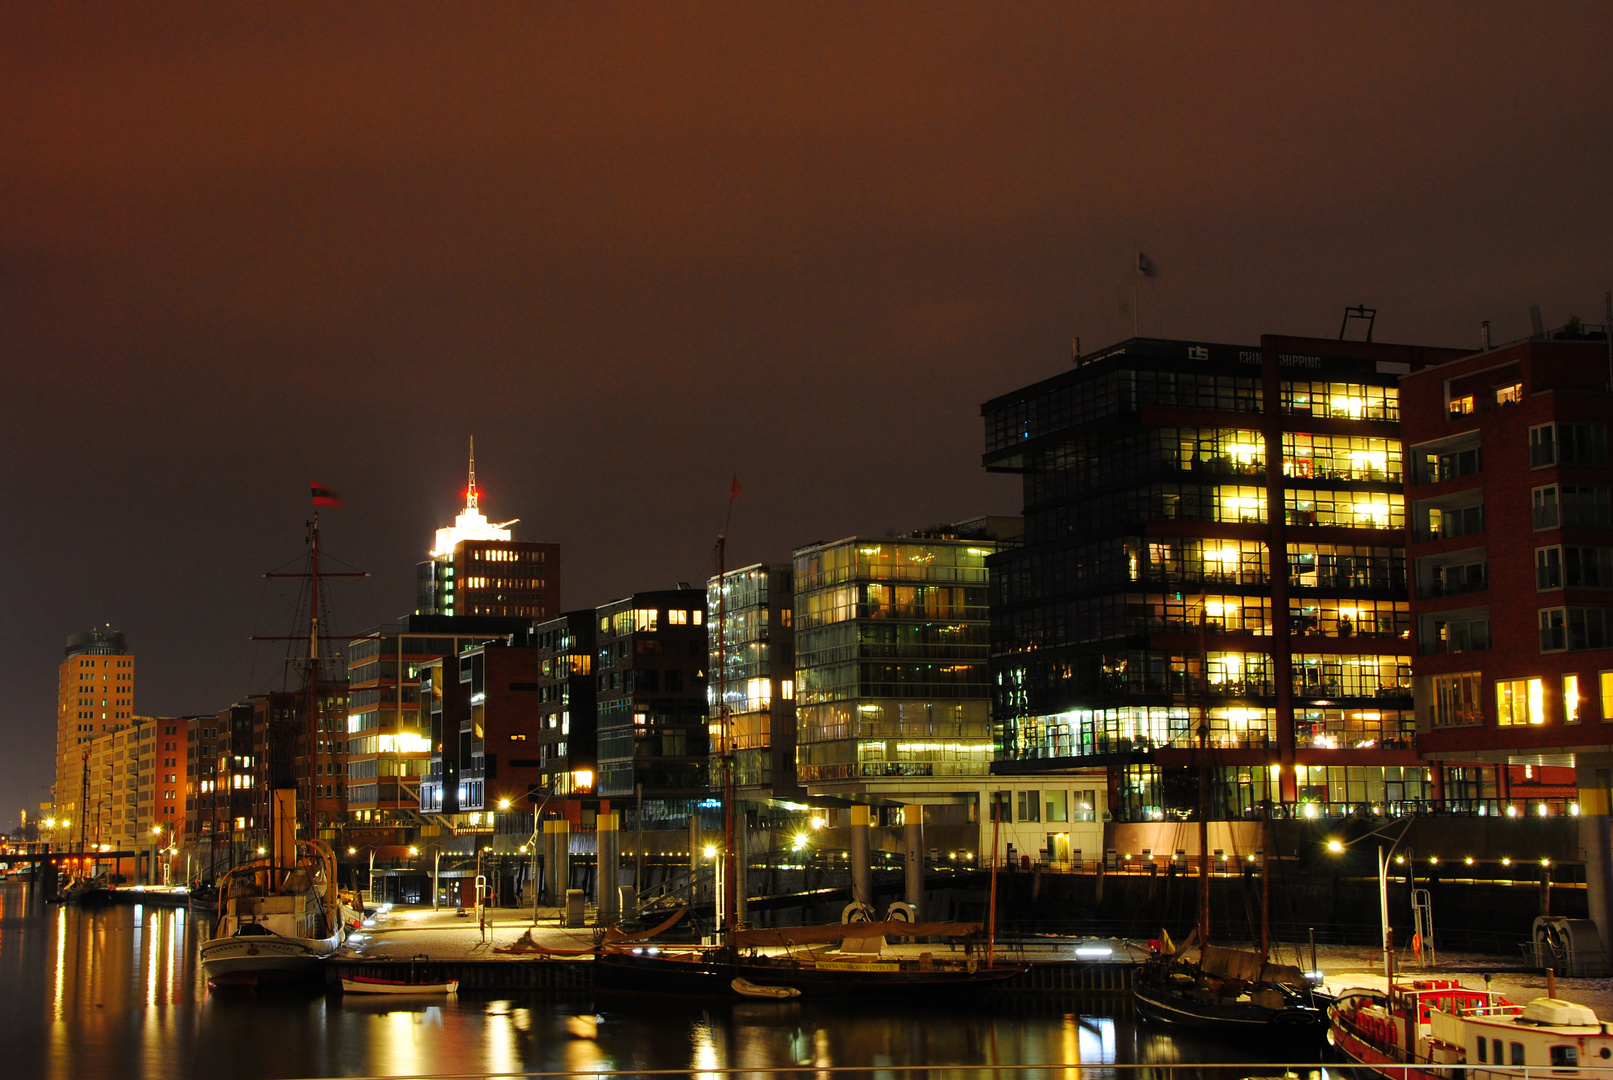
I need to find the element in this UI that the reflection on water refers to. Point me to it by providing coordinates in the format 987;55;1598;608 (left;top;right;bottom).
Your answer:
0;881;1331;1080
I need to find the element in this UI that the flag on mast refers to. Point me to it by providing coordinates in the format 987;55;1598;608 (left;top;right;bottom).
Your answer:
310;483;344;508
730;474;741;499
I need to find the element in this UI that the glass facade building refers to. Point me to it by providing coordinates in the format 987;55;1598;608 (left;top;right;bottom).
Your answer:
983;335;1464;820
793;524;1013;795
707;563;799;801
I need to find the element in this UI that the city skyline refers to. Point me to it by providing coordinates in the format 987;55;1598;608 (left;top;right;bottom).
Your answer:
6;5;1613;825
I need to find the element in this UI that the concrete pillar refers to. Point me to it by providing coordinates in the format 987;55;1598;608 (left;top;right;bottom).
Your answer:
904;807;924;922
850;805;872;909
544;819;571;902
689;812;701;905
734;811;748;927
597;813;620;925
1578;766;1613;973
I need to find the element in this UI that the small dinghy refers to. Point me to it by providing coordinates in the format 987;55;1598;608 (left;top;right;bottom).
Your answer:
340;974;459;995
732;977;800;999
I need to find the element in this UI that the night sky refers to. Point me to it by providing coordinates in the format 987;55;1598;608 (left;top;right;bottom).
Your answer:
4;4;1612;826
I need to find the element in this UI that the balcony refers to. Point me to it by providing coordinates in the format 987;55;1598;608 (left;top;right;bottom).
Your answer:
1416;577;1488;600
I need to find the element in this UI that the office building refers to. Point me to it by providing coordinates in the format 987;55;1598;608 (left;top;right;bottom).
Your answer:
417;638;546;823
527;611;598;799
982;334;1464;824
345;615;527;823
793;521;1014;794
415;443;560;620
53;627;134;828
594;589;709;828
708;563;800;802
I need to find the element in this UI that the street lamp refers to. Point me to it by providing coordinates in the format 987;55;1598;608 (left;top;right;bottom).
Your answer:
1324;814;1415;975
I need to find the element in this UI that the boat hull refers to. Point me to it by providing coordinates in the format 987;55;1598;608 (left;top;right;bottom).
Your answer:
201;934;334;987
340;977;458;995
595;950;1026;998
1133;981;1325;1038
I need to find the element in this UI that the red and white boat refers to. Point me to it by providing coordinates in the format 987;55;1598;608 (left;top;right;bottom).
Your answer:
1328;976;1613;1079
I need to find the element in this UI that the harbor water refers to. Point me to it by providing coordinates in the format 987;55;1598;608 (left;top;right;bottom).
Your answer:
0;881;1334;1080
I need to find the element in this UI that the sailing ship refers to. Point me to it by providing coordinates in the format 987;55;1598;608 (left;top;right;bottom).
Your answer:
201;501;359;987
1326;974;1612;1080
200;790;344;987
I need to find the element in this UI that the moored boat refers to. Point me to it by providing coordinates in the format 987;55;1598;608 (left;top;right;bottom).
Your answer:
340;974;458;995
200;793;343;988
1326;975;1612;1080
1133;940;1326;1038
595;920;1026;998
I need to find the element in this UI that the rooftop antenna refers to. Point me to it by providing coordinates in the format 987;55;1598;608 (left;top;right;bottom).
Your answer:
467;436;479;510
1339;305;1376;342
1072;336;1081;365
1481;321;1492;352
1530;305;1546;340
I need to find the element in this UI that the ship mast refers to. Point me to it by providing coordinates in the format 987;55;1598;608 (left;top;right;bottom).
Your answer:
257;488;366;858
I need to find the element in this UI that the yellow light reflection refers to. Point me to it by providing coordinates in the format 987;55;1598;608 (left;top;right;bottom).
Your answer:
691;1018;721;1080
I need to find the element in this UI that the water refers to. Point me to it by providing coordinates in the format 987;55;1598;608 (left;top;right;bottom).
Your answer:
0;881;1331;1080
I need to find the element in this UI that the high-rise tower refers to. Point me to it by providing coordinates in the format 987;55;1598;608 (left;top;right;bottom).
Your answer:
54;627;135;828
415;438;560;620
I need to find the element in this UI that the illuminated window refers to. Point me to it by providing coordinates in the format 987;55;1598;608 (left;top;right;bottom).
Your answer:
1601;671;1613;722
1432;672;1484;727
1495;382;1523;406
1448;395;1475;416
1565;675;1582;723
693;609;703;625
667;609;688;625
1496;677;1545;726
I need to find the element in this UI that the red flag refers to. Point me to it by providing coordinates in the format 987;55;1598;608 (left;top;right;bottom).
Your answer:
730;475;741;498
310;483;344;508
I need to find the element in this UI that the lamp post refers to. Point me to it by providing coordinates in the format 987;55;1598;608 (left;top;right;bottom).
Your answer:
1326;814;1415;974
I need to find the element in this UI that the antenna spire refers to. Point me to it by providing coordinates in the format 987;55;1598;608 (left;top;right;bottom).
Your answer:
467;436;479;510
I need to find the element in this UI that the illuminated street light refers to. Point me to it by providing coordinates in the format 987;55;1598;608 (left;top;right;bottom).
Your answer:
498;798;511;810
702;844;717;859
1326;839;1343;852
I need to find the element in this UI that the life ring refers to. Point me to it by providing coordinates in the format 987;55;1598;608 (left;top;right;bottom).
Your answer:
1412;932;1422;953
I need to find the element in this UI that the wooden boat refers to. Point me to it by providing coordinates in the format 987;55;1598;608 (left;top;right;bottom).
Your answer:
1324;975;1612;1080
1133;939;1326;1037
340;974;459;995
201;799;343;988
595;920;1026;998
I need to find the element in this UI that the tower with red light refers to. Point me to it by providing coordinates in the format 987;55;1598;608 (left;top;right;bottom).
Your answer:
415;438;561;621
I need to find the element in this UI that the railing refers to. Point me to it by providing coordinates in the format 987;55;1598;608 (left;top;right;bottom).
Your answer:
277;1064;1613;1080
1417;577;1487;599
